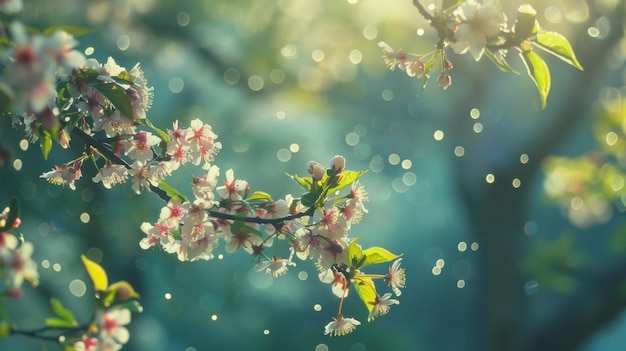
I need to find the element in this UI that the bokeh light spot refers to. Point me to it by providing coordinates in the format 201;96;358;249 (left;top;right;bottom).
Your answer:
434;130;444;141
458;242;467;252
168;77;184;93
512;178;522;188
388;153;400;165
473;122;483;133
349;49;363;64
382;89;394;101
224;68;240;85
470;108;480;119
454;146;465;157
606;131;618;146
248;75;264;91
79;212;91;223
520;153;529;164
346;132;360;146
312;49;325;62
116;34;130;51
363;25;378;40
276;148;291;162
69;279;87;297
177;12;190;27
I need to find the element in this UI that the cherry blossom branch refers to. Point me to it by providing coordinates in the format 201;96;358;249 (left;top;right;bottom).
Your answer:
412;0;434;22
70;127;171;203
71;126;317;227
10;323;89;341
206;205;315;225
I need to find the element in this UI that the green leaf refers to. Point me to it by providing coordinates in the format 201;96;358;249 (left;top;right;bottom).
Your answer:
56;82;73;111
137;118;170;143
286;173;313;191
534;31;584;71
91;82;134;119
103;280;140;306
43;25;96;37
514;4;538;40
0;85;12;114
326;170;367;195
353;276;377;314
441;0;463;11
417;55;437;95
158;181;189;202
245;191;274;203
117;300;144;313
44;317;76;328
520;50;551;109
300;192;318;207
484;49;517;73
361;247;402;267
81;254;108;292
50;298;76;323
39;129;53;160
347;240;364;269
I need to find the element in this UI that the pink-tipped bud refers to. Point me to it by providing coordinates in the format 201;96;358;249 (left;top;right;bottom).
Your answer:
7;287;23;299
437;74;451;90
330;155;346;175
307;161;325;181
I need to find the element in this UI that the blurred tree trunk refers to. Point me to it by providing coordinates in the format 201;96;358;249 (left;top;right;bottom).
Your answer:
452;3;626;350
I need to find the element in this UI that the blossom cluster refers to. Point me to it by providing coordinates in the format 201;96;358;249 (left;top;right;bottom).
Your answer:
1;4;406;341
73;308;132;351
0;205;39;298
379;0;583;107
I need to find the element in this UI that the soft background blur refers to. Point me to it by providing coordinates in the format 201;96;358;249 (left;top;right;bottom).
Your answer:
1;0;626;350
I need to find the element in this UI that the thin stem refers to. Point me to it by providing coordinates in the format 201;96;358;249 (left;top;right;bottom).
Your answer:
10;323;89;341
71;126;318;227
71;127;171;202
413;0;434;22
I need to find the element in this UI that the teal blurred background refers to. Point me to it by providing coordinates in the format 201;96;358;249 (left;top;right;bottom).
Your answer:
1;0;626;350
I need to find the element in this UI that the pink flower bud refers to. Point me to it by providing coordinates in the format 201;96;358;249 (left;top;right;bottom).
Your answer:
7;287;23;298
307;161;325;181
330;155;346;174
437;74;451;90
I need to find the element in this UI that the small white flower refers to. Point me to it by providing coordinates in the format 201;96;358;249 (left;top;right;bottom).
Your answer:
324;316;361;336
